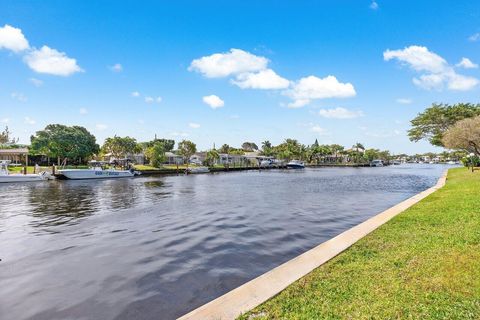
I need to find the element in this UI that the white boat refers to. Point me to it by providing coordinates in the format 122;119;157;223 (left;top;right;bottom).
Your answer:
187;166;210;174
260;159;273;167
370;159;384;167
286;160;305;169
0;160;51;183
392;160;401;165
58;161;140;180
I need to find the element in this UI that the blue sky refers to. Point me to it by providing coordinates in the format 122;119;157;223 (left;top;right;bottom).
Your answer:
0;0;479;154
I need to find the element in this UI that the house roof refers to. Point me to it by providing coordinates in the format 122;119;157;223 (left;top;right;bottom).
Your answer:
0;148;29;155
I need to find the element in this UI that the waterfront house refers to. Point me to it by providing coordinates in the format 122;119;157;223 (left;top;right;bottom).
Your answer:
165;152;184;165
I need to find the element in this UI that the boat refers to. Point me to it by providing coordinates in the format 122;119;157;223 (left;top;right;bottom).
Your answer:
187;166;210;174
58;161;140;180
286;160;305;169
370;159;384;167
0;160;52;183
260;159;273;167
392;160;401;165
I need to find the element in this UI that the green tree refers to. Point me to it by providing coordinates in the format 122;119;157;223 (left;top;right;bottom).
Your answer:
178;140;197;168
261;140;274;156
205;149;220;167
0;126;18;145
218;144;230;154
102;136;140;159
241;142;258;152
144;141;167;168
409;103;480;147
30;124;99;164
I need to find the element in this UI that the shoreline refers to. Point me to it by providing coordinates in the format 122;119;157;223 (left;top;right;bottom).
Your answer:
178;170;448;320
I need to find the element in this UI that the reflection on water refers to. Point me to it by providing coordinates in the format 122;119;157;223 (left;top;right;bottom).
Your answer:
0;164;448;320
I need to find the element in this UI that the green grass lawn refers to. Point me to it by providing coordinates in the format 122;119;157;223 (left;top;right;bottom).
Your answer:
239;168;480;319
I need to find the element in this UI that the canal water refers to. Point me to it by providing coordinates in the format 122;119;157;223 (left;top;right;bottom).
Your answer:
0;164;448;319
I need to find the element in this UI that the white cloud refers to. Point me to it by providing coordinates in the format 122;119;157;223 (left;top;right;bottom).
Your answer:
0;24;29;52
318;107;363;119
11;92;27;102
1;118;10;123
24;45;83;76
384;45;447;73
79;108;88;114
468;33;480;42
284;75;356;107
230;114;240;119
24;116;35;125
29;77;43;87
145;96;162;104
109;63;123;72
170;131;189;137
384;45;479;91
396;98;412;104
189;48;268;78
456;57;478;69
370;1;379;10
131;91;140;97
189;122;201;128
232;69;290;89
96;124;107;131
310;125;329;135
203;94;224;109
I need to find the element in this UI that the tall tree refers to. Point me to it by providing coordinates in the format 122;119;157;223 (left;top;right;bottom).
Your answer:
241;142;258;152
205;149;220;167
409;103;480;147
0;126;18;145
30;124;99;164
144;141;167;168
178;140;197;168
218;144;230;154
442;115;480;156
102;136;140;159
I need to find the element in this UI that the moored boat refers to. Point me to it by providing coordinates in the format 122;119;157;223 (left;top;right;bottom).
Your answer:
286;160;305;169
187;166;210;174
370;159;384;167
58;161;140;180
0;160;52;183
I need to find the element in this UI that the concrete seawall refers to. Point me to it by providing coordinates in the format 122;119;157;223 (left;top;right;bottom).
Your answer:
178;170;449;320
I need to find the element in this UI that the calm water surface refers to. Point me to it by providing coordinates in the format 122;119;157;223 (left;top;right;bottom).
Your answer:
0;165;448;319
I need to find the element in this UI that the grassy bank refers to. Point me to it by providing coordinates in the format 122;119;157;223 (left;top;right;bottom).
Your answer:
239;168;480;319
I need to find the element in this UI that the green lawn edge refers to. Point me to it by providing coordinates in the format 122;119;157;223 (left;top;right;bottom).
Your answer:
239;168;480;320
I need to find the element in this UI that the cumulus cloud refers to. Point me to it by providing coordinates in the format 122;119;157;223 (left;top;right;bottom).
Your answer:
109;63;123;72
396;98;412;104
203;95;224;109
189;48;268;78
0;24;29;52
131;91;140;97
11;92;27;102
189;122;201;128
24;116;36;125
318;107;363;119
231;69;290;89
79;108;88;114
456;57;478;69
29;77;43;87
1;118;10;123
24;45;83;76
370;1;379;10
284;75;356;108
384;45;478;91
